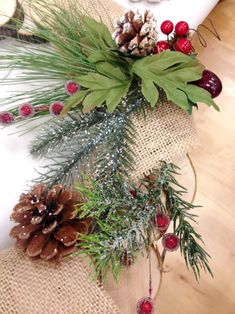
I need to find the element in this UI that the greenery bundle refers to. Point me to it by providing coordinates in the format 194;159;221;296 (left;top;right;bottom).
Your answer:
0;0;218;284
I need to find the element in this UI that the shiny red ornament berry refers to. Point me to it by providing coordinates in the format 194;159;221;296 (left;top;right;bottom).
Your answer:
155;213;170;231
162;233;180;252
174;38;192;54
161;20;174;35
49;101;64;116
19;103;35;119
192;69;222;98
129;189;137;198
137;297;155;314
154;41;169;54
65;80;80;95
175;21;189;36
0;111;14;125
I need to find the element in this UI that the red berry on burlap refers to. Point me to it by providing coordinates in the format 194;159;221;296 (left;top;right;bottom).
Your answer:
155;212;170;231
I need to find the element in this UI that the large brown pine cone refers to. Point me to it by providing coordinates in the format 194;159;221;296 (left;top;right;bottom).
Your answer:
113;10;158;56
10;184;90;262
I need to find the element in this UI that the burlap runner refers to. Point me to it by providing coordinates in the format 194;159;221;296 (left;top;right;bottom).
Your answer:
131;93;198;180
0;247;121;314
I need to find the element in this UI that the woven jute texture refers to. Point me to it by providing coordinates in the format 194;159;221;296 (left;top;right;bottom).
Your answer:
0;247;121;314
131;93;198;180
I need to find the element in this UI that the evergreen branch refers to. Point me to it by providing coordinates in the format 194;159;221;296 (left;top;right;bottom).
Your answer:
30;109;108;159
75;162;212;282
155;162;213;280
31;89;147;186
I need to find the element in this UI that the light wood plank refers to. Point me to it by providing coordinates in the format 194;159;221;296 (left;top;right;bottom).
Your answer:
157;1;235;313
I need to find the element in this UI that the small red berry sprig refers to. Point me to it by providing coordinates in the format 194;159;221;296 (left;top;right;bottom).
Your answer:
154;20;193;55
0;81;80;126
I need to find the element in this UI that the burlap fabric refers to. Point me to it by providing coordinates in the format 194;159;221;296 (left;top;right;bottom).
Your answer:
131;93;198;180
0;247;121;314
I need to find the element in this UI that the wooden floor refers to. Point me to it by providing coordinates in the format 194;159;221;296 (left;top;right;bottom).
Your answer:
158;1;235;314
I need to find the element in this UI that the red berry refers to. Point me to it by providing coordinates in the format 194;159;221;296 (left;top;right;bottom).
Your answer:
162;233;180;252
161;20;174;35
49;101;64;116
19;103;35;119
174;38;192;54
0;111;14;125
154;41;169;54
155;213;170;231
191;69;222;98
65;80;80;95
175;21;189;36
129;189;137;198
137;297;155;314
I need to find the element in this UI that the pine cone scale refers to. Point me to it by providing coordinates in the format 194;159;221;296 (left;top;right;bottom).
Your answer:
42;219;57;234
53;225;78;247
27;233;49;257
40;238;58;261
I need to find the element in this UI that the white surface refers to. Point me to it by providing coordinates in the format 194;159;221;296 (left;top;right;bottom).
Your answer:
0;0;218;250
115;0;219;35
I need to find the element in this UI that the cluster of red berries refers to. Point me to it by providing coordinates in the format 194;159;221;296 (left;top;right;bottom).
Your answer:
129;189;180;254
154;20;193;55
0;81;80;126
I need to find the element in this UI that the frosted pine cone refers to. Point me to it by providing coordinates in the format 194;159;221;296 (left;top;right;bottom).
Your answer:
113;10;158;56
10;184;90;262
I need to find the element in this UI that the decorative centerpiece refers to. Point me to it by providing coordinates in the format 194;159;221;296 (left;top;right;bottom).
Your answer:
0;0;222;313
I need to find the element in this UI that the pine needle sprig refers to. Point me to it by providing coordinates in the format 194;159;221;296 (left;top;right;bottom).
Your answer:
29;108;108;159
75;162;212;282
31;89;147;187
155;162;213;280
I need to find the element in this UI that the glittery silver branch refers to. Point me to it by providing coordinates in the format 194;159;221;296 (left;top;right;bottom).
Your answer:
31;89;148;187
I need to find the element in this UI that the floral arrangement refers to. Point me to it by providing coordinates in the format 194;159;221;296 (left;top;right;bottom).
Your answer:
0;0;222;313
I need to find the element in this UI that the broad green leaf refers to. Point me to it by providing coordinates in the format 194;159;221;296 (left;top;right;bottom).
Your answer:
183;84;220;111
96;62;129;81
61;90;88;115
76;67;131;112
141;79;159;107
82;91;107;113
82;16;116;49
131;50;217;112
106;82;131;112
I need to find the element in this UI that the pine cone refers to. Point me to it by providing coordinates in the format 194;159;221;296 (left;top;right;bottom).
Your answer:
10;184;90;262
113;10;158;56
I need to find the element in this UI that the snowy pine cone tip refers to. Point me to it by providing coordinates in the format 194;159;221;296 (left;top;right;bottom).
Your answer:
112;10;158;56
10;184;90;262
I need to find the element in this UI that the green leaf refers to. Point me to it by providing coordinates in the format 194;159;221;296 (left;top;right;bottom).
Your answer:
132;50;218;111
183;84;220;111
81;16;116;50
141;79;159;107
96;62;129;81
61;90;88;115
82;91;107;112
76;63;131;112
